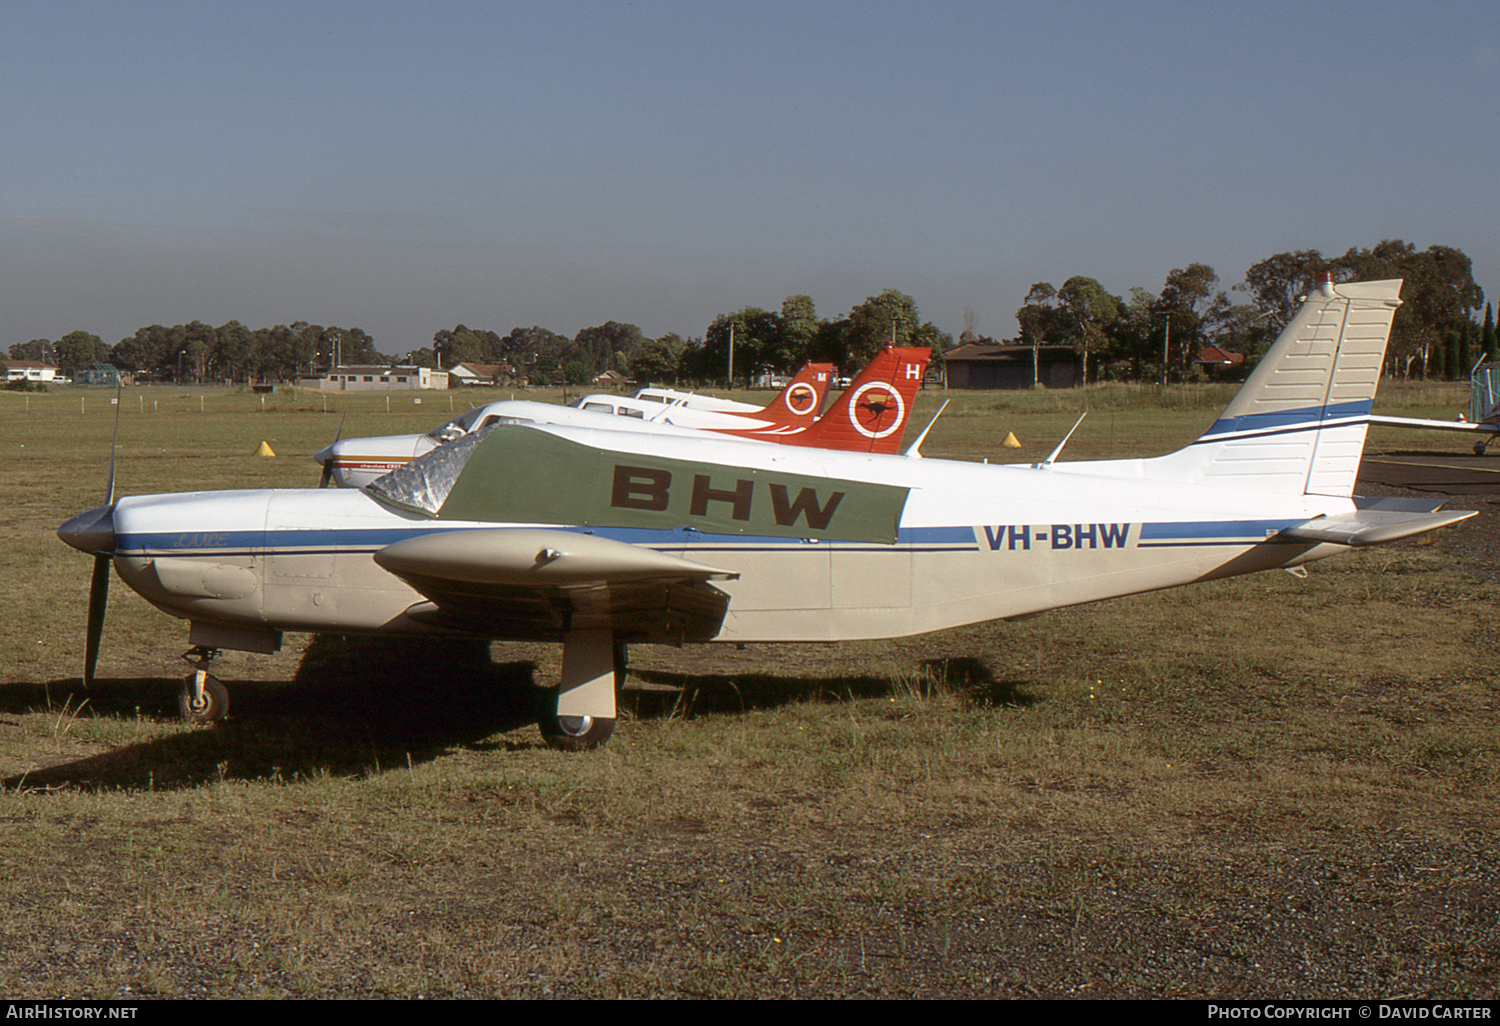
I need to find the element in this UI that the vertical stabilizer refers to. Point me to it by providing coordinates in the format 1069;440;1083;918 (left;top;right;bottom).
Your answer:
784;347;932;453
1179;278;1402;496
737;362;836;428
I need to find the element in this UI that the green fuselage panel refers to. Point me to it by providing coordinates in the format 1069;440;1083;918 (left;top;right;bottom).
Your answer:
437;427;909;544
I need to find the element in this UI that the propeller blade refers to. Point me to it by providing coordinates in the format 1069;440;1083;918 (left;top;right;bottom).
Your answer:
318;463;333;488
84;552;110;686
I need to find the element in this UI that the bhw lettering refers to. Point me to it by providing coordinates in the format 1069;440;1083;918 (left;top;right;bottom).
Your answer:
611;465;845;529
983;523;1132;551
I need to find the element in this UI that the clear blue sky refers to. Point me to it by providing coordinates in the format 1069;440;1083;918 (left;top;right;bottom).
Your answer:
3;0;1497;354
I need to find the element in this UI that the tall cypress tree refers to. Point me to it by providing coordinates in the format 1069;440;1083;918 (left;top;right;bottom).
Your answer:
1484;303;1497;363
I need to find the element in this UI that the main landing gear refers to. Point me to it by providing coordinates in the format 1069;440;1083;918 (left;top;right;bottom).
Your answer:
538;630;627;752
179;646;229;724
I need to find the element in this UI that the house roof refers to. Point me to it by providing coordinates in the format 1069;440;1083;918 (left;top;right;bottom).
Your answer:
1196;346;1244;365
451;362;504;378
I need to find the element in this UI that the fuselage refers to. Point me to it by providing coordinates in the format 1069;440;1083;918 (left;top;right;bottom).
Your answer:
112;428;1353;650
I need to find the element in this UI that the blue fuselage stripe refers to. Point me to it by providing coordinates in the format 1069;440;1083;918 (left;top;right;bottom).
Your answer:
116;519;1308;557
1199;401;1374;441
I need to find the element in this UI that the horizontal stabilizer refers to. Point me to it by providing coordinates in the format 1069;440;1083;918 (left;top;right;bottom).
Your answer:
1279;499;1476;547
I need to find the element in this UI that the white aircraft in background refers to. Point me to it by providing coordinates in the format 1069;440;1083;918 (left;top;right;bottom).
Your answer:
60;277;1473;750
313;352;925;488
628;386;763;413
1365;360;1500;454
314;361;836;487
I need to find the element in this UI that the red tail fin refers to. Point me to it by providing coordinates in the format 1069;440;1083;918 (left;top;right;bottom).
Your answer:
741;362;836;428
785;347;931;453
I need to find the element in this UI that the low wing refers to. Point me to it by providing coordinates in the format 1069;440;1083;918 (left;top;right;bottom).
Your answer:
1278;497;1477;547
373;528;738;642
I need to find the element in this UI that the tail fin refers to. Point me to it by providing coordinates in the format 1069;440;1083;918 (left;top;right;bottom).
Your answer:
736;362;836;428
1169;277;1402;496
785;347;932;453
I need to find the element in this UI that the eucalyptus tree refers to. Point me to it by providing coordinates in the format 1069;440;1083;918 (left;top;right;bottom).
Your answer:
629;333;687;385
1057;276;1121;385
1156;264;1227;381
843;289;921;369
1339;241;1482;377
53;330;110;376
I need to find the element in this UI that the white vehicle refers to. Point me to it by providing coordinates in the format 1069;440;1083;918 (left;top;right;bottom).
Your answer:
62;277;1469;749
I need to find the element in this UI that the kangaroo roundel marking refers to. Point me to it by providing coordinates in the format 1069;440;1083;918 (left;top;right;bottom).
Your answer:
848;382;905;439
783;382;818;416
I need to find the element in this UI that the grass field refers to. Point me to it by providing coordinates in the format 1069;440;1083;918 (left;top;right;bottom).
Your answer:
1;380;1497;998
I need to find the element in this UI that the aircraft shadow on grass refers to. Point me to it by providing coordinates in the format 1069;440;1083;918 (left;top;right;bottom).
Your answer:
1;635;537;793
623;654;1036;719
2;640;1030;793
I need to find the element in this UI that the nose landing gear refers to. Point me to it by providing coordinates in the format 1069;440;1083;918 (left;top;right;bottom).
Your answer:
179;646;229;724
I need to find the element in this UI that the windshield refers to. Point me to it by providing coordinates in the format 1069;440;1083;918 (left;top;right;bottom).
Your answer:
424;407;484;441
369;425;494;515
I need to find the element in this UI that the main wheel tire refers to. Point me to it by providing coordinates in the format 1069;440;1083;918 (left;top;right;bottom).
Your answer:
539;712;615;751
179;672;229;724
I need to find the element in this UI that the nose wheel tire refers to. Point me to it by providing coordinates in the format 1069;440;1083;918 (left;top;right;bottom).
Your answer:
179;672;229;724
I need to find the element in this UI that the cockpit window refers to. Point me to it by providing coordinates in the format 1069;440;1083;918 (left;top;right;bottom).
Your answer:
582;401;613;413
618;407;644;418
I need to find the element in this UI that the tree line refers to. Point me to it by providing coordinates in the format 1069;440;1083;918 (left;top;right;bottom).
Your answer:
1012;240;1489;382
419;290;952;387
7;322;385;385
7;242;1486;387
7;289;952;388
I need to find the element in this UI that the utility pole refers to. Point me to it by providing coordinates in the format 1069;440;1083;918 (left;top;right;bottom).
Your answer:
1161;314;1170;387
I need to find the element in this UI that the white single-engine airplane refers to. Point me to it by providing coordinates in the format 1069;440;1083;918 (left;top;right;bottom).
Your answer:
60;277;1474;749
313;352;925;488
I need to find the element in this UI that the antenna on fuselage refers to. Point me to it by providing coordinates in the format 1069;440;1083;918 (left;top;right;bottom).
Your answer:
1038;411;1087;466
902;399;949;459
